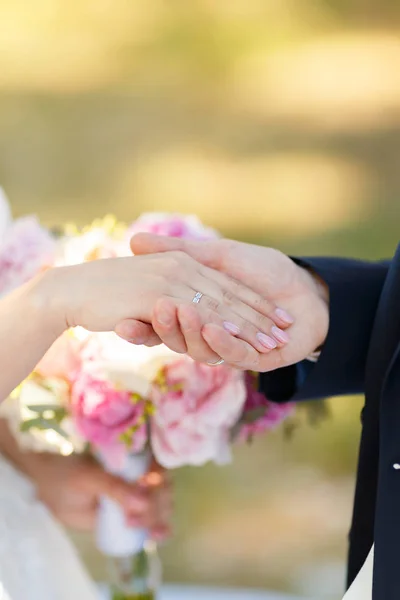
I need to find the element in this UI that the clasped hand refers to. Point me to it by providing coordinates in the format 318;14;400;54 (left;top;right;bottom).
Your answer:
36;248;300;370
118;235;330;372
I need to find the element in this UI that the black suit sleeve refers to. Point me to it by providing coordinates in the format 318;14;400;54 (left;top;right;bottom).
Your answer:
259;257;390;402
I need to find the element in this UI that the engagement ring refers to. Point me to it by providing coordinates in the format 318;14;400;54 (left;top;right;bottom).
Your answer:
192;291;203;304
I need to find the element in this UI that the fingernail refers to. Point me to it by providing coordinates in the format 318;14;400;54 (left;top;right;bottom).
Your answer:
223;321;240;336
256;333;277;349
157;309;172;327
275;308;294;325
128;337;144;345
271;325;290;344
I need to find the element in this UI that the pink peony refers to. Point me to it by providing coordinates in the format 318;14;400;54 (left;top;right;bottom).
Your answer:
150;358;246;468
0;216;56;295
70;371;147;465
128;213;219;241
238;373;294;442
36;332;85;380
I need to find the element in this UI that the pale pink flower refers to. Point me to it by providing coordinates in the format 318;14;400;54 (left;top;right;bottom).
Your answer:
238;373;294;442
128;213;219;241
36;333;85;380
0;216;56;295
70;372;147;466
150;358;246;468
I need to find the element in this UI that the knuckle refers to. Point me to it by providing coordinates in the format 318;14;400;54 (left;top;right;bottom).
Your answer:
205;297;220;312
241;320;257;338
226;278;244;300
222;288;235;306
254;312;270;330
160;257;179;275
252;294;272;313
170;250;188;264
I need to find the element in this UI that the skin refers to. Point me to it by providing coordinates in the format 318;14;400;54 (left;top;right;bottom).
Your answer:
0;249;289;540
120;234;329;372
0;418;172;540
0;251;289;401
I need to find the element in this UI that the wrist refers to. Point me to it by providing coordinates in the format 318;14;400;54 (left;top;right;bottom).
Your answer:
298;264;330;350
26;268;69;339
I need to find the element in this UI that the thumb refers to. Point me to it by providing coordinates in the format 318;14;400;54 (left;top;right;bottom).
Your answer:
130;233;222;269
115;319;162;346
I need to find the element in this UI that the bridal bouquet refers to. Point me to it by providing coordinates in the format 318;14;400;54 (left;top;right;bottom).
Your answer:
5;211;293;467
1;204;293;599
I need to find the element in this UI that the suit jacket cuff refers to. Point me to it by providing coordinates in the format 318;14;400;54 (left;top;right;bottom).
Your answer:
260;256;389;402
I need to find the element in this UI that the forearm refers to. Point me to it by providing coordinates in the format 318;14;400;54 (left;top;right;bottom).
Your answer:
0;418;36;476
260;257;390;402
0;271;64;401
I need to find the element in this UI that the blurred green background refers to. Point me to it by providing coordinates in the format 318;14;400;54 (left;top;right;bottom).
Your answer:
1;1;400;598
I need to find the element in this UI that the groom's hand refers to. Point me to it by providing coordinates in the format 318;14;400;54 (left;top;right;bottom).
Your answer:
118;235;329;372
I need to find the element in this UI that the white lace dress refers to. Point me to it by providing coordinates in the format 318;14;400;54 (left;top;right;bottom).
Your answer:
0;451;99;600
0;396;98;600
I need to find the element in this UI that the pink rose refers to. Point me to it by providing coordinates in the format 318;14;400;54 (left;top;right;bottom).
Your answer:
70;371;147;465
150;358;246;468
36;333;84;380
0;216;56;295
128;213;219;241
238;373;294;442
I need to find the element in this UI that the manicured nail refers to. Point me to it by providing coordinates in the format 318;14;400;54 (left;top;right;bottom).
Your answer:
256;332;277;349
223;321;240;335
157;309;172;327
128;337;144;345
275;308;294;325
271;325;290;344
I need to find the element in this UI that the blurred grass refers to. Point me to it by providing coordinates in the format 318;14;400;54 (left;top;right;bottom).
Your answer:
1;0;399;597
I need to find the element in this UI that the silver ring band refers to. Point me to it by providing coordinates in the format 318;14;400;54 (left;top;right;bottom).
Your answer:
207;358;225;366
192;291;203;304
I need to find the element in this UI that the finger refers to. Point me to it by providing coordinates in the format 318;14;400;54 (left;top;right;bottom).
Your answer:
93;469;148;514
150;524;172;543
127;478;173;530
202;323;285;372
188;274;287;352
197;264;294;329
152;297;187;354
131;233;223;269
201;323;262;370
115;319;162;346
68;507;97;532
177;304;221;363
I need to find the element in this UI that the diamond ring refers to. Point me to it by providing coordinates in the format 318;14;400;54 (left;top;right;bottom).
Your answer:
192;291;203;304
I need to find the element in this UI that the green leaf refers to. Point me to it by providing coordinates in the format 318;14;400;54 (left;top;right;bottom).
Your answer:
26;404;67;417
240;406;267;425
20;417;45;432
20;416;69;440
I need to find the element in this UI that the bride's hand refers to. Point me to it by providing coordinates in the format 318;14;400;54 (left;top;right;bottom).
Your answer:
36;252;292;362
24;453;172;539
0;250;293;401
